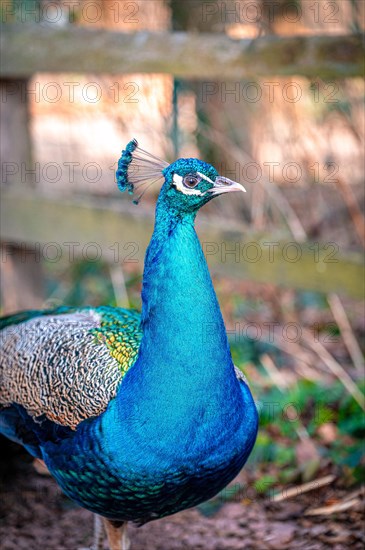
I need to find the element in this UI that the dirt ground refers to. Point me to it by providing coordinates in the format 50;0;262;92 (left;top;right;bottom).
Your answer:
0;441;363;550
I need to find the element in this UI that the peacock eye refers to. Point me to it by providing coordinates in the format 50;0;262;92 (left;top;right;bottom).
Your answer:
183;174;201;189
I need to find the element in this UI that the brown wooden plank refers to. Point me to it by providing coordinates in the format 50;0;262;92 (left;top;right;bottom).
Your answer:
0;25;363;78
0;79;32;182
0;77;45;313
0;243;45;314
1;190;363;299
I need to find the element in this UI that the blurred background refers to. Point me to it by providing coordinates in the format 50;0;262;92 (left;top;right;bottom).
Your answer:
0;1;364;548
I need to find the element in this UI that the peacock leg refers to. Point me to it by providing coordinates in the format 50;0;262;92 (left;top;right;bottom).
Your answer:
78;514;105;550
102;519;130;550
93;514;105;550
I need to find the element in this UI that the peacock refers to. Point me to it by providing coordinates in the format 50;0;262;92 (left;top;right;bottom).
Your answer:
0;139;258;550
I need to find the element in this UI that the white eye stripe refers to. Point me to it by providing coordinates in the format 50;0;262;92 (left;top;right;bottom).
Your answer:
172;174;204;196
196;172;214;184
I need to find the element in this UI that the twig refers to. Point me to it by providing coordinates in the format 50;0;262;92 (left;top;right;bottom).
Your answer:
305;498;361;516
301;331;365;411
343;486;365;501
260;354;315;446
328;293;364;375
109;265;129;308
293;362;323;382
335;176;365;248
272;474;335;502
260;353;290;389
258;328;330;376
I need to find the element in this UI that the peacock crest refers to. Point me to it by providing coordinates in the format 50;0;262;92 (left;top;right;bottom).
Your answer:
116;138;169;204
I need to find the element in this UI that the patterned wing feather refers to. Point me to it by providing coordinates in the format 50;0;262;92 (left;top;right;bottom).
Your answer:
0;306;142;430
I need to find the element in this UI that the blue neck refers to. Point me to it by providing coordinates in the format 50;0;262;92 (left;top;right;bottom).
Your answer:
135;200;236;389
102;200;248;462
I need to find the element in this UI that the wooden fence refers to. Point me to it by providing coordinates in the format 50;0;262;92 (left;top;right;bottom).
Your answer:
1;25;363;78
0;22;364;311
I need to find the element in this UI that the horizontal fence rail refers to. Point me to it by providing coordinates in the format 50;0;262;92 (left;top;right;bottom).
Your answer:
0;25;364;78
1;189;364;299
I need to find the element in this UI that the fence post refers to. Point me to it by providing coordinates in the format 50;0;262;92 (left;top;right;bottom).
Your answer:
0;77;45;313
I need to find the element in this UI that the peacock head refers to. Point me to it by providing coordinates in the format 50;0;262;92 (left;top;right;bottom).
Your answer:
116;139;245;214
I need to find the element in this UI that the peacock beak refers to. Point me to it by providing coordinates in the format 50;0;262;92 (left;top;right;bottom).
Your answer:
209;176;246;196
